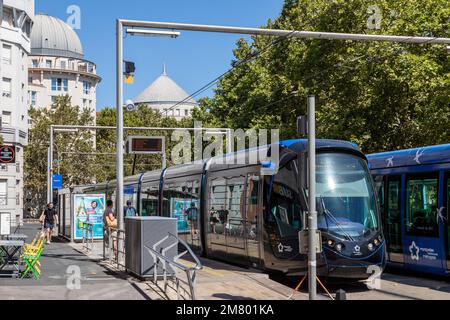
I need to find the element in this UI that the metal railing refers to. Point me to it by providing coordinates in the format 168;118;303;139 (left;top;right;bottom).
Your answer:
144;232;203;300
105;227;126;270
80;222;94;252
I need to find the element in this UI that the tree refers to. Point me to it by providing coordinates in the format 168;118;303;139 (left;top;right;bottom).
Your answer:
95;105;191;182
24;96;95;211
197;0;450;153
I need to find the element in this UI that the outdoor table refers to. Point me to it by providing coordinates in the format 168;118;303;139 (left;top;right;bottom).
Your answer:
0;240;25;278
4;234;28;241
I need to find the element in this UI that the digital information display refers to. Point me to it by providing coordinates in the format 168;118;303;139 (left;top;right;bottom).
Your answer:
127;136;165;155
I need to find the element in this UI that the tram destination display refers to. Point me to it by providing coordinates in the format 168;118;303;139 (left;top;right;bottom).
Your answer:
0;146;15;164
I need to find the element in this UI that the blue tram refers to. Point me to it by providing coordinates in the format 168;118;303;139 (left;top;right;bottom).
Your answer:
368;143;450;276
79;139;384;278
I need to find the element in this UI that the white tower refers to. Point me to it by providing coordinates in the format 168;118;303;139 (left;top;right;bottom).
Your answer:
28;14;101;121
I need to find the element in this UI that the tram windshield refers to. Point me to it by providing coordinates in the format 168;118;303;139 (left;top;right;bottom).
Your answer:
314;153;379;239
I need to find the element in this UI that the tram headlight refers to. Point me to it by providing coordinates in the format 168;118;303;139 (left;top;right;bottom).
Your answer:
368;243;374;251
336;243;343;252
374;239;380;246
327;240;335;247
378;235;383;242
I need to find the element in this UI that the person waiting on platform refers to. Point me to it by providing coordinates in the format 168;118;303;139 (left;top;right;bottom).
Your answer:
40;202;59;245
104;200;118;259
124;200;138;218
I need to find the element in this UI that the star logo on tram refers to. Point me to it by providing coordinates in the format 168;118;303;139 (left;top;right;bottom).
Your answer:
414;149;425;164
386;157;394;167
436;207;446;223
409;241;420;261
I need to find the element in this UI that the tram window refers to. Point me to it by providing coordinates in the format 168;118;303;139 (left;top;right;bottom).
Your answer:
140;183;159;216
374;176;385;212
406;175;439;237
124;185;138;215
209;178;227;235
226;176;246;236
270;182;302;237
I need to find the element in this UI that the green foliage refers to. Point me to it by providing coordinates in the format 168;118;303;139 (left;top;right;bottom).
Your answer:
95;105;193;181
197;0;450;153
24;96;95;209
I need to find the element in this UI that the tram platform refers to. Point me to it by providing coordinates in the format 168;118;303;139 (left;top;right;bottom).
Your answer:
1;224;450;300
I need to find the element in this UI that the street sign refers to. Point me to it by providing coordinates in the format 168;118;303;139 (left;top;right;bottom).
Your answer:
124;185;134;195
0;146;15;164
52;174;63;189
127;136;165;155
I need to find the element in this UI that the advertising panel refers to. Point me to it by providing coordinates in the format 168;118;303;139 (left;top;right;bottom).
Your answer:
73;194;105;240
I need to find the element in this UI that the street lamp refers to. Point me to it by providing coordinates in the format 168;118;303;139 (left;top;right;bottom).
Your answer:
125;28;180;38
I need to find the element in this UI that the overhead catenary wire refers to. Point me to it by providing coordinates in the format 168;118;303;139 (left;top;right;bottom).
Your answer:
163;29;299;115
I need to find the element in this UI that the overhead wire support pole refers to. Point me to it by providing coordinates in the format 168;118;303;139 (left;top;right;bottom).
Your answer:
307;95;317;300
116;19;125;256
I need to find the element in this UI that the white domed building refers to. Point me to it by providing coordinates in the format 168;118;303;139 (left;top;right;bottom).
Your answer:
28;14;101;119
134;66;198;120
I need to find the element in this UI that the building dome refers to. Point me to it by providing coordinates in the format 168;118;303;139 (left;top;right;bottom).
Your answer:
30;14;84;59
134;68;197;106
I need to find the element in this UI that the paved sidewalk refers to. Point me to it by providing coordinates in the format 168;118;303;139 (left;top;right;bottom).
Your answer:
0;224;147;300
2;225;450;300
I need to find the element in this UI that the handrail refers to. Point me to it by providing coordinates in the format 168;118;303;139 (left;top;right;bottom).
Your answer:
168;232;202;270
80;221;94;252
144;232;203;300
105;226;126;270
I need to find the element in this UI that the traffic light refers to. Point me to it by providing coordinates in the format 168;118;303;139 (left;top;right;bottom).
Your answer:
124;61;135;84
124;61;135;74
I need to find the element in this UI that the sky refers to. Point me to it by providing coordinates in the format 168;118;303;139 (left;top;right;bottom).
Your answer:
35;0;284;111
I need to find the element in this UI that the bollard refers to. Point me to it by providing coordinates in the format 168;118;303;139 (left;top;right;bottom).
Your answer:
335;289;347;300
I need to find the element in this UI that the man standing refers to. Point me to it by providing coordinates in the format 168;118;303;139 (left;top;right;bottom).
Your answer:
41;203;58;244
124;200;138;218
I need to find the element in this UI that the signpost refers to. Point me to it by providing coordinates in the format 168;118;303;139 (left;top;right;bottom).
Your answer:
52;174;63;189
0;146;15;164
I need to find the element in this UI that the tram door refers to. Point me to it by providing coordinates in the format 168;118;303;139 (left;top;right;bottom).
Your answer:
375;175;404;263
245;174;262;269
386;176;404;263
206;172;262;267
445;174;450;270
225;176;247;264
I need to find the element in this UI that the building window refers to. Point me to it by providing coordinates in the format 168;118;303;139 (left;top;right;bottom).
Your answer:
83;82;91;95
32;59;39;68
82;99;87;108
60;60;66;69
2;111;11;125
176;109;180;116
184;109;189;116
51;78;68;92
30;91;37;106
2;77;12;98
2;44;12;65
0;180;7;205
46;60;52;68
